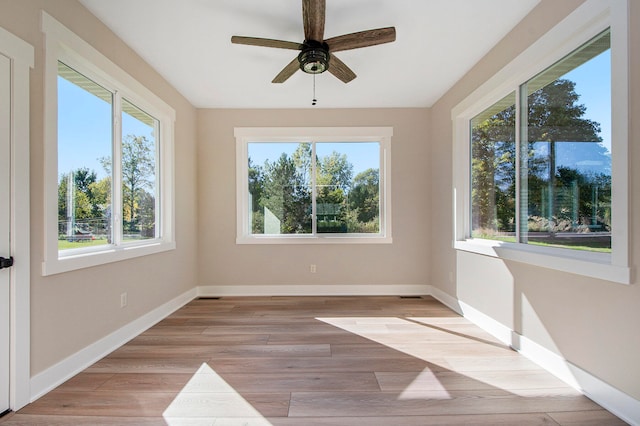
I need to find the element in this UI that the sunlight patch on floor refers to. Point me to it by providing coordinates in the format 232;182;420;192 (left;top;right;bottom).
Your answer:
316;316;574;400
162;362;273;425
395;368;453;400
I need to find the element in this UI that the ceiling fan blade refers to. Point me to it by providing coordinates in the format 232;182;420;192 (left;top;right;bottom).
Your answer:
272;57;301;83
326;27;396;52
231;36;302;50
328;53;356;83
303;0;326;42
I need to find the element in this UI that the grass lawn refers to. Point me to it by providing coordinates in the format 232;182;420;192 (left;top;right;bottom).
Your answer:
471;233;611;253
527;241;611;253
58;238;109;250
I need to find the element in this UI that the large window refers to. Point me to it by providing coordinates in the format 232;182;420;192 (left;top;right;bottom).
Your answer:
471;29;612;252
454;0;629;283
42;13;175;275
236;128;392;243
57;64;161;251
520;30;611;252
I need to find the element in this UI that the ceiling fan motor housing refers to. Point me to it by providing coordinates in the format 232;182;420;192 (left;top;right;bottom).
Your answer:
298;40;330;74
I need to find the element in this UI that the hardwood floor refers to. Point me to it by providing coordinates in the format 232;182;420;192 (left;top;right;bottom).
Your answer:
1;296;627;425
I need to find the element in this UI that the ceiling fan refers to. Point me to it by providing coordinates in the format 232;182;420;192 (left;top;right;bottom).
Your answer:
231;0;396;84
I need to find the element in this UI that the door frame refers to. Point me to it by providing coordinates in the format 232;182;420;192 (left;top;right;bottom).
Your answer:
0;25;33;411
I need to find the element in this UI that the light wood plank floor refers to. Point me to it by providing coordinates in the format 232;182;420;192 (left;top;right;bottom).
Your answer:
1;296;628;425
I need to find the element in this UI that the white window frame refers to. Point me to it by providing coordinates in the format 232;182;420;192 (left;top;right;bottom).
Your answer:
235;127;393;244
452;0;630;284
41;12;176;276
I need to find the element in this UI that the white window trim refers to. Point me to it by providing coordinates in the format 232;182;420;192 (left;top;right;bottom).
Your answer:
41;12;176;276
235;127;393;244
452;0;630;284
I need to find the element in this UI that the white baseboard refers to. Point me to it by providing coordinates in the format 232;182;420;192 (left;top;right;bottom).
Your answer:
516;333;640;425
429;285;463;315
432;288;640;426
198;284;432;297
30;287;197;402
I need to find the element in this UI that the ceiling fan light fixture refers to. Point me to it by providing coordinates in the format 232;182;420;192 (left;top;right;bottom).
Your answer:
298;41;329;74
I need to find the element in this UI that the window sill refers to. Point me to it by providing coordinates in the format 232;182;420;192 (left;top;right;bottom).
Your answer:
42;240;176;276
454;239;630;284
237;235;392;245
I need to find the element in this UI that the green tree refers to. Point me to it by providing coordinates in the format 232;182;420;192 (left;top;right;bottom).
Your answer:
137;191;156;238
260;153;311;234
73;168;97;194
58;168;98;222
471;105;516;233
292;143;312;186
314;151;353;232
349;168;379;225
526;79;603;233
472;79;604;236
248;157;265;233
317;151;353;191
100;134;155;233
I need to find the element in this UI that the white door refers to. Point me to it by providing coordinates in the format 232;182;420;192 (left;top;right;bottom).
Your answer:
0;52;11;415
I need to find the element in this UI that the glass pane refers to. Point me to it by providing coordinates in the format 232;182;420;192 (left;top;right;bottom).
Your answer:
470;92;517;242
521;30;611;252
57;62;112;251
248;142;312;234
121;98;159;241
315;142;380;234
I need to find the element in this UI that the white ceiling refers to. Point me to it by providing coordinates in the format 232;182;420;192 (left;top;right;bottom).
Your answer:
79;0;540;109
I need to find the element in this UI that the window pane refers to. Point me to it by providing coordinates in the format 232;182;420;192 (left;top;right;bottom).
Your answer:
57;62;113;251
471;92;517;242
121;98;159;241
248;142;312;234
315;142;380;234
521;30;611;252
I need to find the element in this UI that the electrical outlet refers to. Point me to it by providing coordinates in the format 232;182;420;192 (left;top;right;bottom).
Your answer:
120;292;127;308
310;264;317;273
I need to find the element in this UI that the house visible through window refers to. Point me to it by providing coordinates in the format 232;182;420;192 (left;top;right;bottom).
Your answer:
236;128;392;244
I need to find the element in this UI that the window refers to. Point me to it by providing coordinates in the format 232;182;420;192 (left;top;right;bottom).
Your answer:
42;13;175;275
453;0;629;283
471;92;517;242
236;127;392;244
519;30;611;252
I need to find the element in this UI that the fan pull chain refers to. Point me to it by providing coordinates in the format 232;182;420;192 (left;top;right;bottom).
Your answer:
312;73;317;106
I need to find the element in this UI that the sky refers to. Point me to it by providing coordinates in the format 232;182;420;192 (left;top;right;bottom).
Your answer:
248;141;380;179
58;46;611;182
57;76;154;180
563;50;611;152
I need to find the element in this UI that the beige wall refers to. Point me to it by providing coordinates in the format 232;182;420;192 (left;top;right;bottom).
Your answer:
0;0;199;375
430;0;640;400
2;0;638;408
197;108;430;289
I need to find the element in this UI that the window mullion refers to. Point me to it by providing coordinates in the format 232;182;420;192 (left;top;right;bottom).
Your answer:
516;84;527;244
112;91;123;246
154;120;161;239
311;141;317;236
